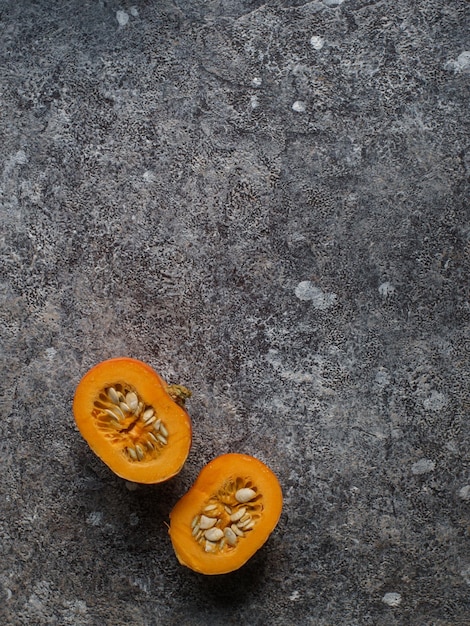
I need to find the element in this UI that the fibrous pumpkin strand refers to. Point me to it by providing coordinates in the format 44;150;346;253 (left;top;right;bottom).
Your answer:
190;479;262;554
92;384;169;462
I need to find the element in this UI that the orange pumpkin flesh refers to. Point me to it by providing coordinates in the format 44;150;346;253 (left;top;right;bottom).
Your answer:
73;358;192;484
169;453;283;574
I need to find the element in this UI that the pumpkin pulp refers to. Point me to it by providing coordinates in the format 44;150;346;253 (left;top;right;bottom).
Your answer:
169;453;283;574
73;357;192;483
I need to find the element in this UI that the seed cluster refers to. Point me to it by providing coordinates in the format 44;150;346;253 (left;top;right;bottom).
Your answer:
191;479;262;554
92;383;168;462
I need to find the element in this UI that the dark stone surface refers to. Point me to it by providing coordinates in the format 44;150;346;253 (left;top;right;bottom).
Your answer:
0;0;469;624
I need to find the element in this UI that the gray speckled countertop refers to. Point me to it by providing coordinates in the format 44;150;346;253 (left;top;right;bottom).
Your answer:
1;1;469;624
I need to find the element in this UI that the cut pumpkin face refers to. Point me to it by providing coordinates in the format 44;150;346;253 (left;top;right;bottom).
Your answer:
73;357;192;484
169;453;283;574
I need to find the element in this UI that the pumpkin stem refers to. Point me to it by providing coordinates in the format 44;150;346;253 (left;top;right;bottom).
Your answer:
166;384;192;407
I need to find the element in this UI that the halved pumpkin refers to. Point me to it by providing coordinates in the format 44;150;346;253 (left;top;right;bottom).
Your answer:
169;453;283;574
73;357;192;484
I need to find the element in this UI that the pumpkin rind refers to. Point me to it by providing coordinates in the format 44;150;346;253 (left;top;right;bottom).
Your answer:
73;357;192;483
169;453;283;574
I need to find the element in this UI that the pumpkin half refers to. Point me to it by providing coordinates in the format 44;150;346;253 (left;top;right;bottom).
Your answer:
73;357;192;484
169;453;283;574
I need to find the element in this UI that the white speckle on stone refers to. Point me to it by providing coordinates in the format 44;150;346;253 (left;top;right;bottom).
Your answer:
252;76;262;87
295;281;337;310
29;593;44;611
280;370;315;383
444;50;470;73
310;35;325;50
422;390;447;411
131;576;150;593
292;100;306;113
378;281;395;297
250;95;259;109
460;565;470;585
323;0;346;5
456;51;470;70
411;458;436;475
382;592;402;607
445;439;458;454
63;599;88;616
130;6;139;17
45;347;56;360
458;485;470;501
142;170;156;183
374;368;391;386
116;10;129;27
289;590;300;601
266;349;327;388
3;150;28;184
86;511;103;526
14;149;28;165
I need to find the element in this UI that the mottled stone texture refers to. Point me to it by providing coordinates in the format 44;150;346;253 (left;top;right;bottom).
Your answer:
0;0;469;624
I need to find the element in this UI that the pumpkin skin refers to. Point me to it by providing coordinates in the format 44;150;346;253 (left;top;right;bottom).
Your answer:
169;453;283;574
73;357;192;484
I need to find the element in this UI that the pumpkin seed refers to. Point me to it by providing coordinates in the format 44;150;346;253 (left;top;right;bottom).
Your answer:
148;432;160;444
126;391;138;411
127;447;138;461
231;524;244;537
205;540;217;552
224;527;238;546
107;387;120;404
104;408;121;422
142;408;154;420
199;515;217;530
237;517;253;529
204;504;218;512
235;488;256;503
229;507;246;522
205;528;224;542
